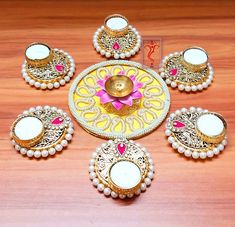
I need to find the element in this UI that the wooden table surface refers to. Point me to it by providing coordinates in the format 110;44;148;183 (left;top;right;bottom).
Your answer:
0;0;235;226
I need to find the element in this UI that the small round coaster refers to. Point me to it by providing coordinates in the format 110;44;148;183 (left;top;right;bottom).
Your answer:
69;60;170;139
93;14;141;59
10;106;74;158
159;47;214;92
89;138;154;199
165;107;228;159
21;42;75;90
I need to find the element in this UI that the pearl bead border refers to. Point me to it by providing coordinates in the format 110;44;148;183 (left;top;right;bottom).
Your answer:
68;60;171;139
10;105;74;159
93;25;141;59
159;52;214;92
165;107;228;159
88;139;155;199
21;49;76;90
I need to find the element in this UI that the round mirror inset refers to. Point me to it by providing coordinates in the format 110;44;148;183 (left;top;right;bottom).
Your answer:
25;43;51;60
106;16;128;31
183;47;208;66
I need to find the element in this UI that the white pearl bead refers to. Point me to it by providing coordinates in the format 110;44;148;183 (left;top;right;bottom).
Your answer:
89;172;96;180
149;165;154;172
65;134;72;141
127;194;134;198
15;145;21;151
29;79;35;86
27;150;34;157
53;82;60;88
165;79;171;84
98;183;104;192
68;72;74;78
89;165;95;172
130;50;135;55
20;148;27;155
92;178;99;187
181;108;187;113
197;84;203;90
177;146;185;154
175;110;181;115
202;82;208;88
90;159;95;165
160;72;165;78
207;150;214;158
41;150;49;158
168;136;175;143
135;189;141;195
222;140;227;146
49;148;56;155
125;52;131;58
41;83;47;89
92;152;97;158
47;83;53;89
171;81;177;88
61;140;68;147
147;171;154;179
119;194;126;199
120;53;125;59
64;76;70;82
104;188;111;196
55;144;63;152
199;152;207;159
100;50;105;56
172;142;179;149
34;151;41;158
105;52;111;58
29;107;35;112
60;79;66;85
190;107;196;112
114;53;119;59
191;85;197;92
185;86;191;92
218;144;224;151
67;128;74;134
184;150;192;157
35;82;41;88
144;178;151;186
192;151;199;159
164;129;171;136
111;191;118;198
141;183;146;191
178;84;185;91
213;148;220;155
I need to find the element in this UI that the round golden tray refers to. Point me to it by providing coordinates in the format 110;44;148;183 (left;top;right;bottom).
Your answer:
68;60;170;139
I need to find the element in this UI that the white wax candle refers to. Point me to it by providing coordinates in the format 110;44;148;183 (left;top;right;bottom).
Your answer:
106;17;128;30
197;114;224;137
26;44;50;60
14;116;43;140
110;160;141;190
183;48;208;65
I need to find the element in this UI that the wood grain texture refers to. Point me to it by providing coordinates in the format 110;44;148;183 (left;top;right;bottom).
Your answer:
0;0;235;226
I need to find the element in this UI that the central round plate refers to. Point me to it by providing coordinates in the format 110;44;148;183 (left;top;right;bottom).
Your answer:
69;60;170;139
105;75;133;97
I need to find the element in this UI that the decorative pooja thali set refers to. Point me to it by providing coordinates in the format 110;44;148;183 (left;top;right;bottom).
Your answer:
10;14;228;199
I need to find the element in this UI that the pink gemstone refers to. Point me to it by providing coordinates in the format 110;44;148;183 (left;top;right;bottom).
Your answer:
112;42;120;50
117;143;126;155
55;64;65;72
169;68;178;76
51;117;64;125
173;120;185;128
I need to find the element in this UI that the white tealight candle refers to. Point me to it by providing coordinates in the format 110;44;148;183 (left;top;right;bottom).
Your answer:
110;160;141;190
197;114;224;137
106;17;128;31
14;116;43;141
26;44;50;60
183;47;208;65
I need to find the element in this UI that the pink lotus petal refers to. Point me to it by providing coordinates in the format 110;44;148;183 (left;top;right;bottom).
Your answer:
119;95;133;106
130;75;143;91
130;75;136;81
131;91;143;99
97;79;106;89
112;100;124;110
96;90;106;97
104;75;111;80
118;71;125;75
100;93;115;104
